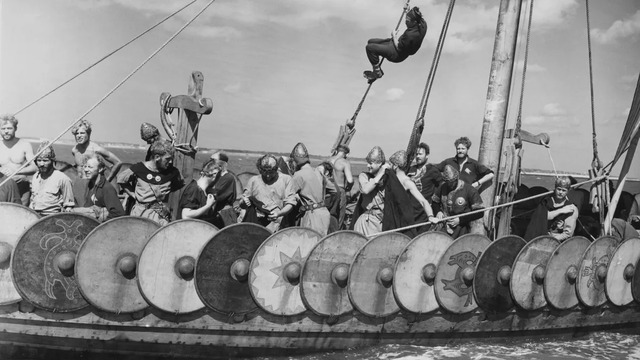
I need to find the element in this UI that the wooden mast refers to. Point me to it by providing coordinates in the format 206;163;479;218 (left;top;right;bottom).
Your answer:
472;0;523;235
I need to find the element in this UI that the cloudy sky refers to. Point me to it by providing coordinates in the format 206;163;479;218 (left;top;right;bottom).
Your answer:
1;0;639;175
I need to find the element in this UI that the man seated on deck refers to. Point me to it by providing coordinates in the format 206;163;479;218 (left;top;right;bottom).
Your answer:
524;176;579;242
0;114;37;206
29;142;75;215
431;165;484;239
207;151;237;228
178;159;220;224
364;7;427;83
437;137;494;191
328;145;354;230
241;154;297;233
117;139;184;226
72;154;125;222
290;143;331;236
407;142;443;234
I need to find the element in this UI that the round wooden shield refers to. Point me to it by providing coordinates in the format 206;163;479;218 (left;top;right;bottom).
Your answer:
393;231;454;314
195;223;271;315
0;203;39;305
544;236;591;310
577;235;618;307
606;237;640;306
299;231;367;317
12;213;99;312
138;220;218;313
510;235;559;310
348;232;412;318
76;217;159;313
249;227;322;316
633;254;640;303
474;235;526;313
434;234;490;314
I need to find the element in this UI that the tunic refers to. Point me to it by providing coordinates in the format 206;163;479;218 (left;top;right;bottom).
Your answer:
30;170;75;215
432;180;484;239
437;157;493;186
83;176;125;222
207;172;237;228
292;166;330;236
353;172;385;236
178;179;215;224
243;173;296;232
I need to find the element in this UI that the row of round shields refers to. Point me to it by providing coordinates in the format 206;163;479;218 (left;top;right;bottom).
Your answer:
2;202;640;317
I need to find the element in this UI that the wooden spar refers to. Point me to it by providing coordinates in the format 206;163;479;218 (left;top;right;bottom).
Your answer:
160;71;214;220
472;0;523;235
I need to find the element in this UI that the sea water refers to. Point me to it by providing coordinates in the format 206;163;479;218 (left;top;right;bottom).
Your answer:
256;332;640;360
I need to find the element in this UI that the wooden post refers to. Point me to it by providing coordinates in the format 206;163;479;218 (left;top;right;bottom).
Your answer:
472;0;523;236
160;71;213;220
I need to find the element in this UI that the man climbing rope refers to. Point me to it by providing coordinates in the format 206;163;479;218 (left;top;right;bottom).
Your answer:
364;6;427;83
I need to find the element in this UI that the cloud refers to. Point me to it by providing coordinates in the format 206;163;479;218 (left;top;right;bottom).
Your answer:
531;0;579;31
592;10;640;44
184;25;242;40
515;60;546;73
385;88;405;102
223;82;244;94
524;103;578;127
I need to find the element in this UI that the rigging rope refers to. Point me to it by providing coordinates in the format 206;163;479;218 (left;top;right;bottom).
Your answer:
0;0;217;190
347;0;410;124
585;0;602;170
514;0;535;137
405;0;456;164
12;0;197;116
369;175;606;238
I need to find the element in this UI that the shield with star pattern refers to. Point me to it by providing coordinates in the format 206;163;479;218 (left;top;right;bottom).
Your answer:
249;227;322;316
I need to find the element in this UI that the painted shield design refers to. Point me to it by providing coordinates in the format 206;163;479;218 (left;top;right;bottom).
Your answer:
606;237;640;306
300;231;367;317
510;235;559;310
577;236;618;307
434;233;491;314
12;213;99;312
348;232;412;318
76;217;160;313
0;203;39;305
139;219;218;314
195;223;271;315
544;236;591;310
474;235;526;313
393;231;454;314
249;227;322;316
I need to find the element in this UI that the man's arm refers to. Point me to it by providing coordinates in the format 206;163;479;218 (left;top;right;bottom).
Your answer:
95;145;122;182
551;205;579;241
343;161;354;192
60;177;75;211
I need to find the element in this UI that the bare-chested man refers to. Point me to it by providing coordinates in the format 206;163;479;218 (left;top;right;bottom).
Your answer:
0;114;37;206
71;120;122;182
328;144;354;229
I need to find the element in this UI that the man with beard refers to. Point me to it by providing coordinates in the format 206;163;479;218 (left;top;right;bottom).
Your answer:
241;154;297;233
117;140;184;226
437;137;494;190
431;165;484;239
0;114;37;206
207;151;237;228
407;142;443;233
29;142;75;215
72;154;125;222
328;144;354;229
525;176;579;242
71;119;122;181
290;142;331;236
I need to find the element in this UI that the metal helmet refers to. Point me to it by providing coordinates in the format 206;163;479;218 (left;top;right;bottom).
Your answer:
257;154;278;174
35;141;55;160
366;146;385;164
442;164;459;182
140;122;160;142
290;142;309;166
389;150;407;169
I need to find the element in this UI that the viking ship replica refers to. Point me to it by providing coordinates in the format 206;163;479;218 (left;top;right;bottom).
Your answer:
0;0;639;358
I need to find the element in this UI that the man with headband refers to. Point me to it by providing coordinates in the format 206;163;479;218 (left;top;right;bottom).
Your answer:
29;142;75;215
431;164;484;238
241;153;297;233
364;6;428;83
525;176;579;242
